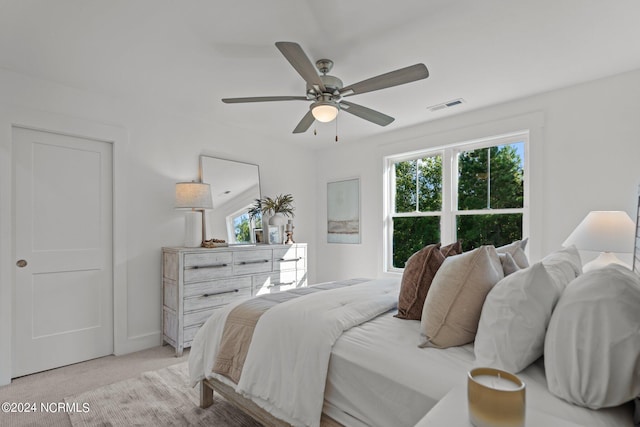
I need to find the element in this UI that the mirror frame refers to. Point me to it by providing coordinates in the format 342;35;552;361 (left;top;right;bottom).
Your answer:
199;155;262;244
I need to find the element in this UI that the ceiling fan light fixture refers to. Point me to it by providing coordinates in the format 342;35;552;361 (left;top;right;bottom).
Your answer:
311;101;339;122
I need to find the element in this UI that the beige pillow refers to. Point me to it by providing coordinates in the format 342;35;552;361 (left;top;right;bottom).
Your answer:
420;246;504;348
395;244;445;320
496;238;529;269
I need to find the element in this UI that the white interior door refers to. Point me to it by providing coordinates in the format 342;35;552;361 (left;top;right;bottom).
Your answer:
13;127;113;377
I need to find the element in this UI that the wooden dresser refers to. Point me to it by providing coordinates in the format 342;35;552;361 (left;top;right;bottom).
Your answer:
161;243;307;356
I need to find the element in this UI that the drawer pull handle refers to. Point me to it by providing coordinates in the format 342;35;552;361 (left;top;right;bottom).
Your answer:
202;289;239;298
190;263;229;270
278;257;302;262
267;281;296;288
239;259;269;265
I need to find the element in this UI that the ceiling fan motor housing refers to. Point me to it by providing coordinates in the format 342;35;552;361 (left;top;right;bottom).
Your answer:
307;75;343;100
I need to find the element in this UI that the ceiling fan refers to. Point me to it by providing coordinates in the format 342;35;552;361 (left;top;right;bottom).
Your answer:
222;41;429;134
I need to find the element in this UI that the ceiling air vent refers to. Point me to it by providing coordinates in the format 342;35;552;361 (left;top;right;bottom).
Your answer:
427;98;465;112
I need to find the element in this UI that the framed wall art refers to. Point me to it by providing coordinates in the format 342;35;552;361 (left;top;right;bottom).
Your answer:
327;178;361;244
634;186;640;276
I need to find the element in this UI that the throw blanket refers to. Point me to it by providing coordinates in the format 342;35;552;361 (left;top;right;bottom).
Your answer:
236;278;398;427
213;280;369;383
188;278;372;389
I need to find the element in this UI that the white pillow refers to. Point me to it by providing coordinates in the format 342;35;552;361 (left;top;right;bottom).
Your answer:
498;252;521;276
496;238;529;269
544;264;640;409
474;262;559;373
541;245;582;292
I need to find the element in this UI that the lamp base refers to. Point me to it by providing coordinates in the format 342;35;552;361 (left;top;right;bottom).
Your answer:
583;252;630;273
183;211;201;247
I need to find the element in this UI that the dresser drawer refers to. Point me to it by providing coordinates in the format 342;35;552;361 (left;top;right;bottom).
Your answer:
296;269;308;287
273;246;303;271
184;286;251;312
183;305;228;328
296;246;306;271
233;249;273;275
183;277;251;298
183;252;233;283
183;325;200;346
253;270;298;295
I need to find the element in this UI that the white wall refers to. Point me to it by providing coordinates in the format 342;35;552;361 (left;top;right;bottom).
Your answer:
314;69;640;282
2;65;639;385
0;69;318;385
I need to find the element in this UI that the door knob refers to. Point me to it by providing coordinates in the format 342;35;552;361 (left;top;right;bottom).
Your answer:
16;259;27;268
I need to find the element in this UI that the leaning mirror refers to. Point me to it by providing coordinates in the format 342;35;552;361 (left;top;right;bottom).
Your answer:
199;156;261;244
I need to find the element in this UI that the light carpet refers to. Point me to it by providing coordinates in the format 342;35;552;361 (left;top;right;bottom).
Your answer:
65;362;262;426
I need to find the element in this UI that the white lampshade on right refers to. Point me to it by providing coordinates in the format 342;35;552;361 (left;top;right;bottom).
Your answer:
563;210;635;272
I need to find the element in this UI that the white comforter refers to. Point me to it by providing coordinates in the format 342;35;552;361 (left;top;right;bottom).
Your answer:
189;278;399;427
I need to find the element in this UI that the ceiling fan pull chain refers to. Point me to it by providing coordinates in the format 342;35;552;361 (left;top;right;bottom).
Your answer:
314;128;317;136
335;115;339;142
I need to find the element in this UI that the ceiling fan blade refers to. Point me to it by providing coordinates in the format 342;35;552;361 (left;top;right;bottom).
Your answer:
341;63;429;96
275;41;326;92
292;110;315;134
340;101;395;126
222;96;307;104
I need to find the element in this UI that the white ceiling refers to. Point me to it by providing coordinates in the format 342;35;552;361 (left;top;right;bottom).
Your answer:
2;0;640;148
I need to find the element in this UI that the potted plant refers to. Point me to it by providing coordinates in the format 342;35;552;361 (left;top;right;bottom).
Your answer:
252;194;295;226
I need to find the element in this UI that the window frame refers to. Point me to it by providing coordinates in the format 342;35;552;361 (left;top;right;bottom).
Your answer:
384;131;530;273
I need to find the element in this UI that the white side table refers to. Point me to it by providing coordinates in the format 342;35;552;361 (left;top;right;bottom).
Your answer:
414;385;583;427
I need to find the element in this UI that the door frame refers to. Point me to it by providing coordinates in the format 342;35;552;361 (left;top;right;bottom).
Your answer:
0;106;129;385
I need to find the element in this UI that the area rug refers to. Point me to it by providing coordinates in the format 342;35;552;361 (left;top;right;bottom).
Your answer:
65;362;261;426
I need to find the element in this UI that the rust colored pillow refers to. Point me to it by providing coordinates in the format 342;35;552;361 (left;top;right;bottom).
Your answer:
395;244;446;320
440;241;462;257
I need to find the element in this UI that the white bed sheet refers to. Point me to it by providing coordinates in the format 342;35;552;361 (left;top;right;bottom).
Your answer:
323;311;633;427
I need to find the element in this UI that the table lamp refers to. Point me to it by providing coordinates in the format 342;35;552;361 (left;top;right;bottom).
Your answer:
562;210;635;272
175;181;213;247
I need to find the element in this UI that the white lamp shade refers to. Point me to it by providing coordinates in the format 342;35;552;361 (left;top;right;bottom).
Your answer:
175;182;213;209
312;103;339;122
562;210;635;253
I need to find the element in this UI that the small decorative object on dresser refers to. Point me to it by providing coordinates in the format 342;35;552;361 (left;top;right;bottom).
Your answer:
252;194;294;244
161;243;307;356
285;219;295;244
268;226;281;245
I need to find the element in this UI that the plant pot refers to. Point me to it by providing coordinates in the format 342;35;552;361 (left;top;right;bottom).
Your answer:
268;213;288;226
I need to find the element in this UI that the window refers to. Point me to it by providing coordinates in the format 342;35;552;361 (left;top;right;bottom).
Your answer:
226;207;262;244
385;132;528;271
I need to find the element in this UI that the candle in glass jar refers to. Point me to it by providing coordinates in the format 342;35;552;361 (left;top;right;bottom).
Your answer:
468;367;526;427
472;374;522;391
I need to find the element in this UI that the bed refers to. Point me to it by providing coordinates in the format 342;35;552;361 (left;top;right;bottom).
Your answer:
188;265;637;427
